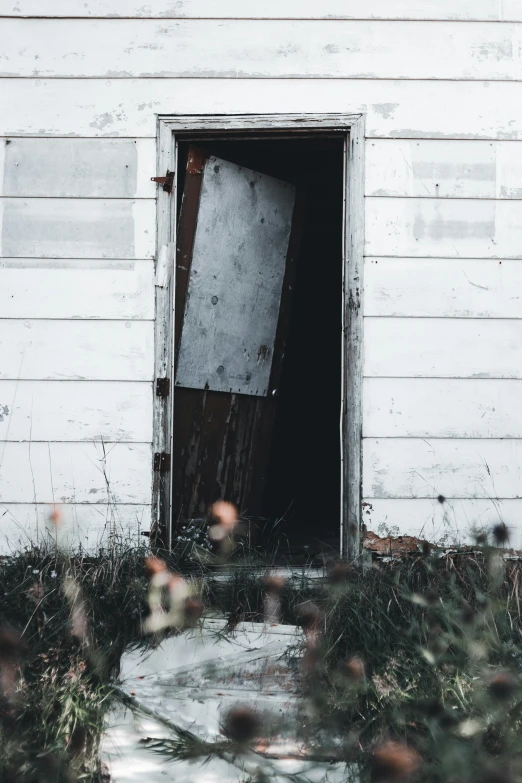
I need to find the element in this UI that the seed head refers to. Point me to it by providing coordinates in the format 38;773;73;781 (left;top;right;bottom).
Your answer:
328;561;351;584
492;523;510;545
371;741;421;781
345;657;365;682
183;597;204;624
0;628;24;664
48;506;62;526
144;555;167;576
210;500;238;530
460;603;476;625
298;602;322;632
263;575;285;594
488;672;517;701
222;705;261;744
28;583;44;604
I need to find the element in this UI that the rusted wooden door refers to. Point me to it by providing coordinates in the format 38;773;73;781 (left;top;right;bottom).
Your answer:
172;147;299;528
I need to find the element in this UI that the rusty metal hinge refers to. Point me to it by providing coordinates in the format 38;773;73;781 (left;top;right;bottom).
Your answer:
150;170;174;193
156;377;170;398
154;452;171;473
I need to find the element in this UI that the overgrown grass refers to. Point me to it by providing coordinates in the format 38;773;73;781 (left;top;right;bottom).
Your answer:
1;540;522;781
0;545;151;782
308;550;522;781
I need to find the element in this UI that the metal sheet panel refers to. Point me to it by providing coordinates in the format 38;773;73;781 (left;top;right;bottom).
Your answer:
175;155;295;396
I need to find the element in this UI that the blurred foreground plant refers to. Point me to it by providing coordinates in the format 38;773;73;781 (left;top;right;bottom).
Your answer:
0;544;150;781
144;528;522;783
2;522;522;782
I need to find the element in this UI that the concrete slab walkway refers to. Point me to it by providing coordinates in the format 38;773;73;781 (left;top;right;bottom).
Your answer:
102;620;353;782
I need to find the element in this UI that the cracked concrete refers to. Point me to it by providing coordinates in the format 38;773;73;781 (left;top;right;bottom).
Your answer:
102;620;353;782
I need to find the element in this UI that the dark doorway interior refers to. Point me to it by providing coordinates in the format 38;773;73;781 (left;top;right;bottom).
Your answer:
175;135;344;559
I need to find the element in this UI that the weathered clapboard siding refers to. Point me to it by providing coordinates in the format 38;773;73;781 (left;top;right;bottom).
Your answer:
2;9;522;552
0;198;155;258
365;198;522;258
364;258;522;319
503;1;522;21
0;442;152;504
0;381;152;441
366;140;522;199
0;320;154;380
2;20;520;81
363;438;522;499
364;378;522;439
3;79;522;140
364;318;522;379
0;138;156;198
0;503;150;553
0;259;154;320
363;132;522;538
0;0;506;21
362;498;522;548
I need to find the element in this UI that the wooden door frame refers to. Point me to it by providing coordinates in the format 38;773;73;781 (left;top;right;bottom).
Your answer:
153;113;365;560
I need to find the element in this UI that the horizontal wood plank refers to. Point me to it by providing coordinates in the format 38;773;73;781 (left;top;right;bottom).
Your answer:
0;442;152;503
0;198;155;258
1;20;520;80
364;378;522;438
366;139;522;199
502;1;522;22
0;0;502;21
364;258;522;318
0;138;156;198
362;497;522;548
0;258;154;320
364;317;522;378
363;438;522;499
2;79;522;140
365;198;522;258
0;320;154;380
0;502;151;553
0;380;152;441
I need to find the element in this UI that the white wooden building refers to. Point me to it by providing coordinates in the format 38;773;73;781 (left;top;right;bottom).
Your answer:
1;0;522;555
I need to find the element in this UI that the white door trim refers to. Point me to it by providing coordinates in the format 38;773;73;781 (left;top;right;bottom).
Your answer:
153;113;365;559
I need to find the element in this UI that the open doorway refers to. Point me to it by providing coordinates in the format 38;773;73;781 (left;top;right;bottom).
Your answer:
171;134;344;561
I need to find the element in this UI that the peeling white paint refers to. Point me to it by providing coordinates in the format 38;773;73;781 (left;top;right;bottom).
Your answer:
0;0;507;20
3;80;522;140
0;442;152;504
0;138;156;198
2;7;522;554
0;502;151;553
1;20;521;80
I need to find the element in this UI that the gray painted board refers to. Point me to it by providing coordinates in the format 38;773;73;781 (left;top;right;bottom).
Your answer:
1;138;155;198
175;155;295;396
0;198;155;259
